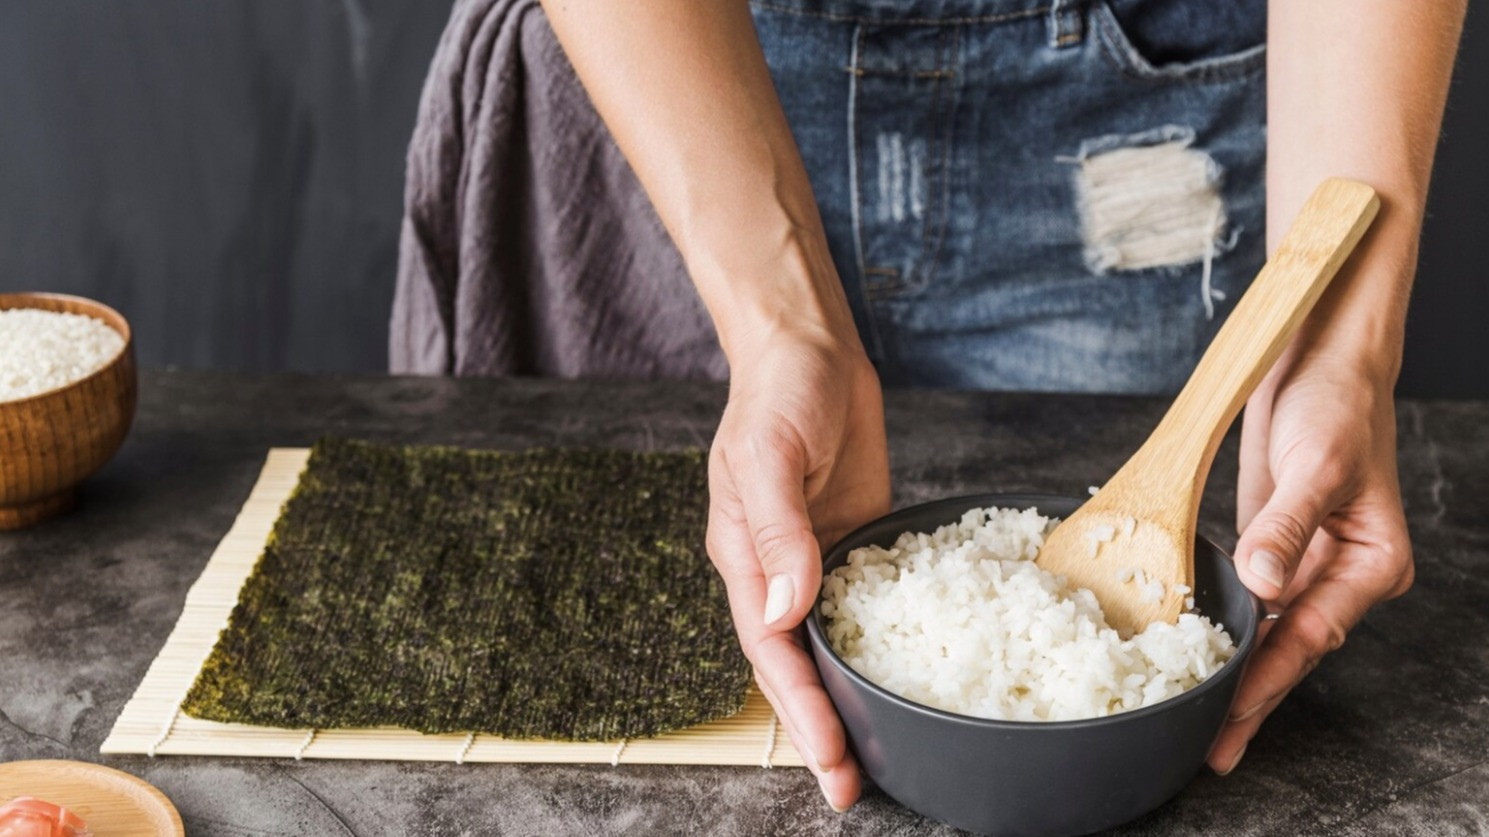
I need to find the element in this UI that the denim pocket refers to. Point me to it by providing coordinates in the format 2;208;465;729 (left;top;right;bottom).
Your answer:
1092;0;1265;84
849;23;960;299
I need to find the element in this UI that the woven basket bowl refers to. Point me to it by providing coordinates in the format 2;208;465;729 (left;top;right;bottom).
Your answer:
0;293;136;530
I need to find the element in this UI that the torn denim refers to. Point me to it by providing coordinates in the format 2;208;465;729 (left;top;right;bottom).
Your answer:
757;0;1266;393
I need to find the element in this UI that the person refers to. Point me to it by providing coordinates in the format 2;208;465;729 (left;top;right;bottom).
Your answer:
536;0;1466;811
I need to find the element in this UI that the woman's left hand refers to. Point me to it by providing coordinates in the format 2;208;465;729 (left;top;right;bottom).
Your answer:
1208;350;1415;775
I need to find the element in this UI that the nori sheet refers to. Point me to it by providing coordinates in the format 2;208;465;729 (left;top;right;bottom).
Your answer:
181;437;751;741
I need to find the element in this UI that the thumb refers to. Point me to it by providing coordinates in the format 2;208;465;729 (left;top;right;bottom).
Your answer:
1234;474;1335;601
734;442;822;630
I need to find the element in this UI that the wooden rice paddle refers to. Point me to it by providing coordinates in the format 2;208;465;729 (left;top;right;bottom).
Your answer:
1036;178;1380;636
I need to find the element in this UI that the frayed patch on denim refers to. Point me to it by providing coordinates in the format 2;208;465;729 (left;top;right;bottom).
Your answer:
1060;125;1239;318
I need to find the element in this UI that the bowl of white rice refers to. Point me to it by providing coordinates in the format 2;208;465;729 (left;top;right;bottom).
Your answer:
0;292;136;530
806;494;1261;837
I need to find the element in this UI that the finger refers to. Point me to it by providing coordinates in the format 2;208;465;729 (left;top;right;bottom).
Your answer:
708;494;850;769
817;742;861;813
706;445;858;810
1230;594;1353;721
1210;574;1380;774
1280;531;1338;606
706;475;772;650
1234;473;1342;600
747;631;849;772
706;469;765;590
1206;616;1275;773
708;501;845;762
1208;691;1285;774
757;672;862;812
729;435;822;629
1236;392;1276;533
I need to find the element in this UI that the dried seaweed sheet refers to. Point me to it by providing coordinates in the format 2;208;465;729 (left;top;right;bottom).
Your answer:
182;437;750;741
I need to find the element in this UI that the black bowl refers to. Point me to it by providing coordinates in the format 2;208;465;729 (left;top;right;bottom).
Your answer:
806;494;1261;837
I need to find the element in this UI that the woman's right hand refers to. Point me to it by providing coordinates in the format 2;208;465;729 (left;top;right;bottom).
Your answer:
706;324;890;812
538;2;887;807
537;0;898;808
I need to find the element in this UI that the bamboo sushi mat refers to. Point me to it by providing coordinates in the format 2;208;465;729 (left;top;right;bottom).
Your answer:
103;448;803;768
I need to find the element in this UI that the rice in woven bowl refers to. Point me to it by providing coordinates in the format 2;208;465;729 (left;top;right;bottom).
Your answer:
0;293;136;530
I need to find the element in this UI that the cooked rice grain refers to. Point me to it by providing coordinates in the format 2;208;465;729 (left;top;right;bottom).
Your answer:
821;506;1235;721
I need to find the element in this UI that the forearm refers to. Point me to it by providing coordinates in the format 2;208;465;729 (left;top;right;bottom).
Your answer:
539;0;859;360
1267;0;1466;385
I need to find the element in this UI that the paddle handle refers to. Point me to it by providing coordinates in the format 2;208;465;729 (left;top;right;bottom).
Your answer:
1140;178;1380;492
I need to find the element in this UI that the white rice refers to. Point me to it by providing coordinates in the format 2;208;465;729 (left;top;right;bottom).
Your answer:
821;506;1236;722
0;308;125;402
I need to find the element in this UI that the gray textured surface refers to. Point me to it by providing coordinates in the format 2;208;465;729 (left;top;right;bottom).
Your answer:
0;370;1485;836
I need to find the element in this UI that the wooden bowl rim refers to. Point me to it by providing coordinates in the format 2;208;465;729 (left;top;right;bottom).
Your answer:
0;292;135;409
0;759;185;836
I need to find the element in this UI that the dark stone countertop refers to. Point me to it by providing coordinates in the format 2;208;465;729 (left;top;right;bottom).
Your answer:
1;369;1485;836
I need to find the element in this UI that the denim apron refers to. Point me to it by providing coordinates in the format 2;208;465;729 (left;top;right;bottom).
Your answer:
753;0;1267;393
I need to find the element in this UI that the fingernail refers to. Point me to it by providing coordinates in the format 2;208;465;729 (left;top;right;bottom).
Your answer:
824;784;848;814
1217;743;1247;776
1249;550;1286;590
763;574;795;626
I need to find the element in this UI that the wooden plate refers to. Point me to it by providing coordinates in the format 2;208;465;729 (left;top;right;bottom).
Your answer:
0;761;183;837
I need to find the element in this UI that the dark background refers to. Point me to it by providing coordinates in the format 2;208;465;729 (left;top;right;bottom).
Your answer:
0;2;1484;396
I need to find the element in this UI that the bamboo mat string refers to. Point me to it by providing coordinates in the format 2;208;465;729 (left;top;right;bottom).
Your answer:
610;739;628;767
293;730;317;760
145;686;191;758
761;711;778;769
454;732;476;765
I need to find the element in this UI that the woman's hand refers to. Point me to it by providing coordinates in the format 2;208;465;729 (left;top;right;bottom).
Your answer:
707;326;890;812
541;0;886;807
1241;0;1465;776
538;14;886;807
1209;350;1413;774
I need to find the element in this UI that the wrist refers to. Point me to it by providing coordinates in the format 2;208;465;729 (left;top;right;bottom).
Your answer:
1286;321;1404;395
1290;209;1421;390
1270;336;1400;406
685;222;864;365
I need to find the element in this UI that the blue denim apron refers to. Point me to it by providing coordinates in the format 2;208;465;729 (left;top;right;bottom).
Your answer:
754;0;1267;393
